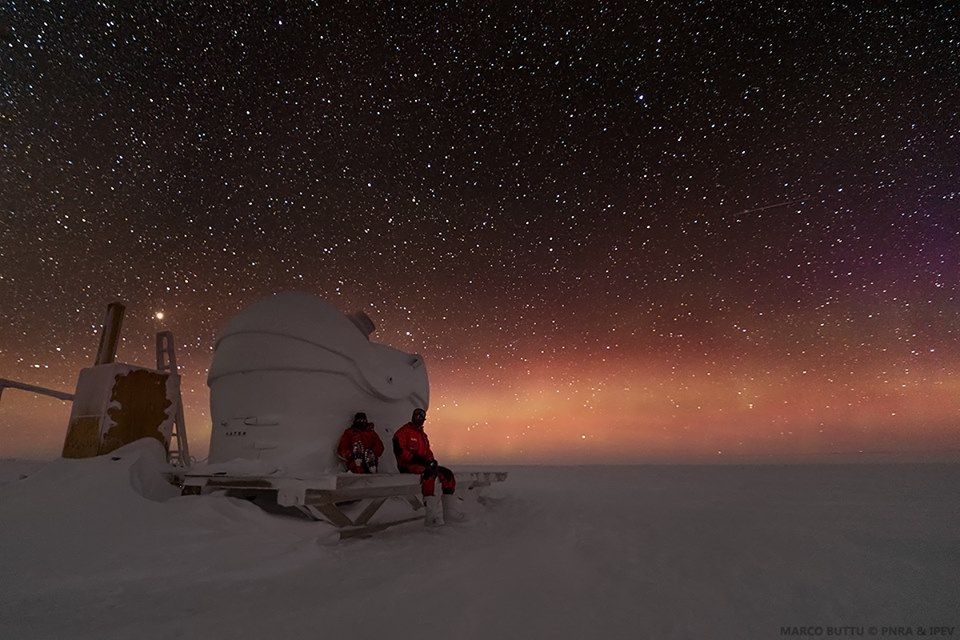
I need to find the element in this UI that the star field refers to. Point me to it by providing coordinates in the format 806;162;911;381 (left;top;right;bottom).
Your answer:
1;2;958;462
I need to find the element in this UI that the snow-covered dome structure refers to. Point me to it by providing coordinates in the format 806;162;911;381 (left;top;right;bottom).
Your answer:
206;292;429;474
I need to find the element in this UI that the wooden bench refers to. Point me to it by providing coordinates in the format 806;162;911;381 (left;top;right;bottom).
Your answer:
181;469;508;538
181;471;423;537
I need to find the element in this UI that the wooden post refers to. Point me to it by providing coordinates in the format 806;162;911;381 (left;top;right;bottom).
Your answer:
94;302;125;365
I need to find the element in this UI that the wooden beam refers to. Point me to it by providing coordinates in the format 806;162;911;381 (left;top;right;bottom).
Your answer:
0;378;74;402
353;498;387;526
311;504;354;528
205;478;276;489
304;483;422;505
339;515;425;540
334;473;421;490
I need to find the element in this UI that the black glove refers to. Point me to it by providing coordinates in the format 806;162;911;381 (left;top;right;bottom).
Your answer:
421;460;439;479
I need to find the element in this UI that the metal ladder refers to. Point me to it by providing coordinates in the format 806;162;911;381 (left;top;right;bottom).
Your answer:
156;331;190;467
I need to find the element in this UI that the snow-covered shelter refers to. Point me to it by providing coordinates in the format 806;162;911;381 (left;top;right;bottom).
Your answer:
206;292;429;475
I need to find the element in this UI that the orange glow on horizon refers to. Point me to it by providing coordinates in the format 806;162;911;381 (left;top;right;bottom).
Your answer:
423;356;960;464
2;333;958;464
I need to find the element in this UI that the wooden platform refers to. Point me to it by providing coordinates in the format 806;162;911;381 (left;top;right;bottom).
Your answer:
181;469;508;538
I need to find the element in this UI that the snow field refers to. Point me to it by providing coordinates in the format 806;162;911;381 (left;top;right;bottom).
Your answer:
1;444;957;639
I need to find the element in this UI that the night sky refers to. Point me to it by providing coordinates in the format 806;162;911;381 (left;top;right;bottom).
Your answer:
2;2;958;463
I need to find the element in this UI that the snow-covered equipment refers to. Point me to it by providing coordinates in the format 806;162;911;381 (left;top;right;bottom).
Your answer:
62;363;176;459
185;292;507;538
182;292;432;536
59;303;190;465
0;302;191;466
205;292;429;474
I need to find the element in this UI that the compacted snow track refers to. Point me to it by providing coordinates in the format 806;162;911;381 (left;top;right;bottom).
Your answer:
1;443;957;639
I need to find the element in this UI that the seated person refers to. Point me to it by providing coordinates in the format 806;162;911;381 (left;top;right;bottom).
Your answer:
337;412;384;473
393;408;461;525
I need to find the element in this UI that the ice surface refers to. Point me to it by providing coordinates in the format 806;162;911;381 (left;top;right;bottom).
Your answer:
1;456;958;639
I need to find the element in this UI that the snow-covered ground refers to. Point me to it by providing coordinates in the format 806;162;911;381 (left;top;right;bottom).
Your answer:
1;442;957;639
0;458;46;488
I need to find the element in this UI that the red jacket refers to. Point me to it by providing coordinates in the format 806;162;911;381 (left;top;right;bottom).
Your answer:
392;423;435;473
337;426;385;473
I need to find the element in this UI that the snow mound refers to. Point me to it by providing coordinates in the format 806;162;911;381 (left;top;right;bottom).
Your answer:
2;439;176;516
0;440;331;604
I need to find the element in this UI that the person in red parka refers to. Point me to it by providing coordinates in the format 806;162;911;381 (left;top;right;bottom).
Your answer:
392;408;456;497
337;412;384;473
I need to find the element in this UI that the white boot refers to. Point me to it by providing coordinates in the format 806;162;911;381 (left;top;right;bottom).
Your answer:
441;494;467;522
424;495;444;527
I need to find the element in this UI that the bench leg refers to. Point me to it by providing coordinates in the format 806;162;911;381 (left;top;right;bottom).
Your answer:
353;498;387;526
339;515;426;540
301;498;391;528
301;496;426;535
305;504;354;528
